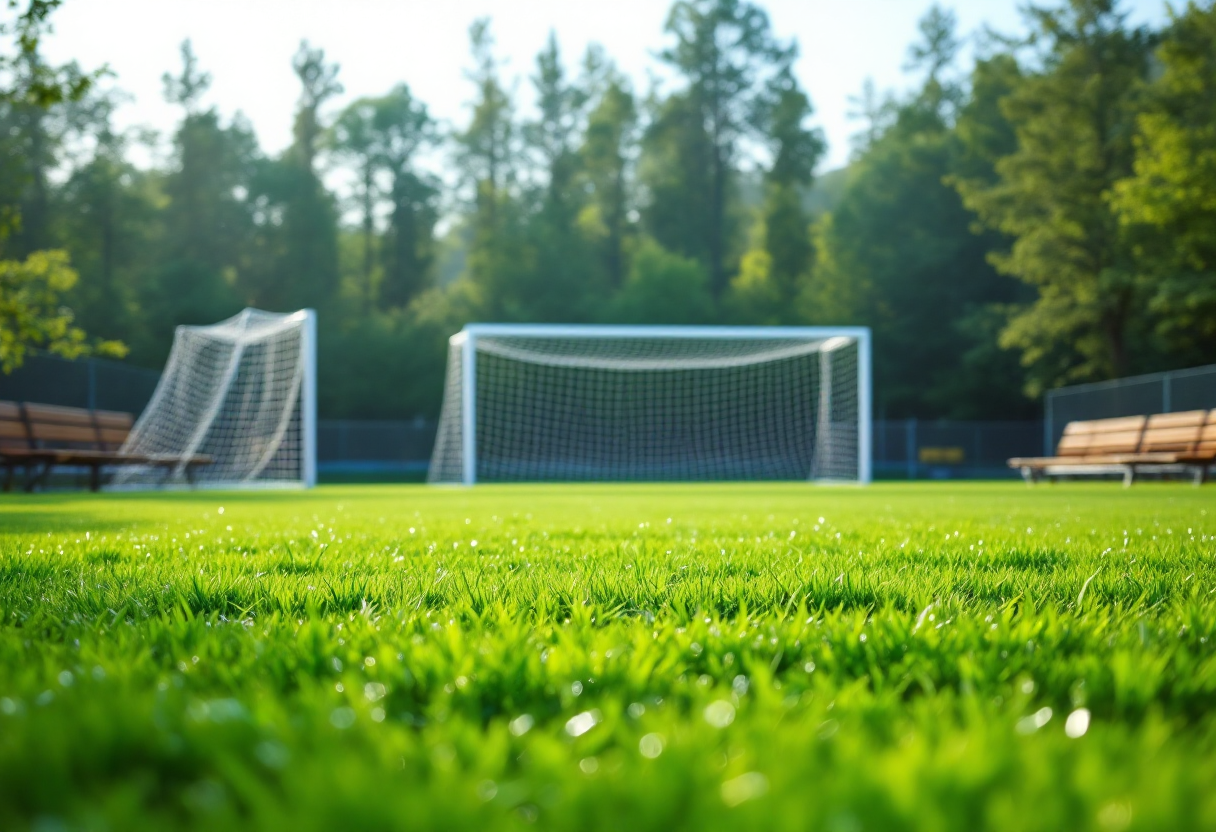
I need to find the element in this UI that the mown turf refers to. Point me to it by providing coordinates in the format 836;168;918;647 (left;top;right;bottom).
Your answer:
1;482;1214;831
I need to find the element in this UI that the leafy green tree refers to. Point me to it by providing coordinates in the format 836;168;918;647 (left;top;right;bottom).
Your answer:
579;61;637;289
654;0;792;295
639;90;716;277
527;33;588;213
285;42;342;309
0;1;118;371
290;41;342;175
955;0;1154;392
808;6;1030;418
453;19;525;319
55;93;156;342
728;64;824;322
518;34;604;321
246;42;342;312
0;1;95;110
138;40;249;362
1110;2;1216;366
0;249;124;372
371;84;438;310
606;238;715;324
0;54;92;258
457;19;514;226
329;98;380;310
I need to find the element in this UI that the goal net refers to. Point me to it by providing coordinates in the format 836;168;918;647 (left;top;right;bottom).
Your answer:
112;308;317;489
428;325;870;484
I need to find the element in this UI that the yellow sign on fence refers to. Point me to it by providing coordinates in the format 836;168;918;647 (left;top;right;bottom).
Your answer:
918;446;965;464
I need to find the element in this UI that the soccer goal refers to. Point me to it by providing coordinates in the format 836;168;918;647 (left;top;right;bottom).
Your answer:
428;324;871;485
112;308;317;489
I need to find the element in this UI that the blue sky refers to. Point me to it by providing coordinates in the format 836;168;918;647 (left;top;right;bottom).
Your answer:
42;0;1172;172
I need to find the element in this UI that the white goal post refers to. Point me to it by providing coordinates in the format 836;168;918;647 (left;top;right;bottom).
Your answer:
112;308;317;489
428;324;871;485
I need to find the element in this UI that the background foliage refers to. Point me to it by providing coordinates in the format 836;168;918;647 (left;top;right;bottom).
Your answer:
2;0;1215;418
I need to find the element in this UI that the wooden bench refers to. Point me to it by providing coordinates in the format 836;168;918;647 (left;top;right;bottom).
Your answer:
0;401;212;492
1009;409;1216;486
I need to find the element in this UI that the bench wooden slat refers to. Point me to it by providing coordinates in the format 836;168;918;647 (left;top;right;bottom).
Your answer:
1191;419;1216;459
96;429;130;449
0;421;27;439
22;403;95;426
28;424;99;444
1056;435;1091;456
1145;410;1207;429
1084;430;1143;454
1065;415;1146;435
1140;426;1203;453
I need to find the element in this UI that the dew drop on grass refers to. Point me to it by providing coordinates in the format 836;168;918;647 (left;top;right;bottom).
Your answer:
1098;803;1133;831
254;740;289;769
639;733;664;758
509;714;534;736
1065;708;1090;738
721;772;768;807
565;710;600;737
704;700;736;728
330;707;356;729
1016;707;1053;734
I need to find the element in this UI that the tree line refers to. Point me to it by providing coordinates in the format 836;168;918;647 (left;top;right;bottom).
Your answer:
2;0;1214;420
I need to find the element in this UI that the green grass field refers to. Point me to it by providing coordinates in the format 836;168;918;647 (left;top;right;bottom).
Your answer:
2;482;1215;831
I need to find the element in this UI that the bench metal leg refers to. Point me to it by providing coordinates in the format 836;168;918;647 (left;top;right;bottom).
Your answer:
24;461;52;493
1;464;12;493
89;463;102;492
1194;465;1209;487
1122;466;1135;488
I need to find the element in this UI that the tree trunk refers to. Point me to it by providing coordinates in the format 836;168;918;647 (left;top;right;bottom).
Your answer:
362;162;375;312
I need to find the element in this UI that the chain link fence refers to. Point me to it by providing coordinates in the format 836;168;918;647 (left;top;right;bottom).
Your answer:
0;352;162;414
317;419;436;480
1045;364;1216;454
873;419;1041;479
4;352;1052;480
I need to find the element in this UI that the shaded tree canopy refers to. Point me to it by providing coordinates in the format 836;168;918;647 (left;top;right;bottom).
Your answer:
2;0;1214;418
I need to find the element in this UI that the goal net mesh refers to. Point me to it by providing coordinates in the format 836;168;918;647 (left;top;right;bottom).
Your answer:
113;309;310;487
429;332;861;483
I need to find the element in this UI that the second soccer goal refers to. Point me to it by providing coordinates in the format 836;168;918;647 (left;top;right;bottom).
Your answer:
428;324;871;485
